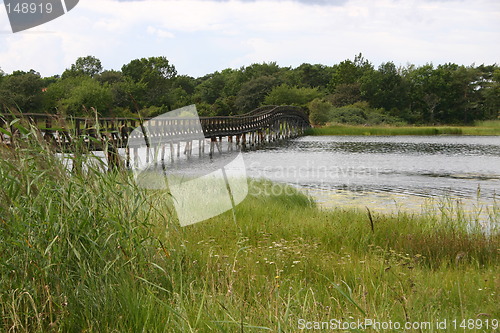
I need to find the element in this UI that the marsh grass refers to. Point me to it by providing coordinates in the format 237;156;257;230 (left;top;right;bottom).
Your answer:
1;122;499;332
306;124;500;136
474;120;500;128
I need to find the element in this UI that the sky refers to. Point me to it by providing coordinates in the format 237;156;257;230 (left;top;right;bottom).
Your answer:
0;0;499;78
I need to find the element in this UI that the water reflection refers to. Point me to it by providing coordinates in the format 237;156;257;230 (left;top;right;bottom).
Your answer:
243;136;500;222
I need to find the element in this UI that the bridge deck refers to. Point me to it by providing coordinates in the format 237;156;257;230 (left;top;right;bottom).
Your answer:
1;105;310;168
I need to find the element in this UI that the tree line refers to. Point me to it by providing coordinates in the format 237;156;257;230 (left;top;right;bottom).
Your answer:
0;53;499;125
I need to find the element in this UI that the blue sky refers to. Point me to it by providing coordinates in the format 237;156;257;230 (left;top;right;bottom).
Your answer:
1;0;499;77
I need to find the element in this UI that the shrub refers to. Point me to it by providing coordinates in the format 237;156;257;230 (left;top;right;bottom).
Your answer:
308;98;331;125
329;102;405;125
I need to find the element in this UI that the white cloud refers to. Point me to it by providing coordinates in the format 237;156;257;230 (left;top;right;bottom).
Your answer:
147;26;175;38
0;0;498;77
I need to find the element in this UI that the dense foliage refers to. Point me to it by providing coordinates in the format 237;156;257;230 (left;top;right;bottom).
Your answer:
1;54;499;124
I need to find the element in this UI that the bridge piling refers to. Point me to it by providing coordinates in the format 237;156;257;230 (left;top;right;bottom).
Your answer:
161;144;166;162
209;137;215;158
228;136;233;152
170;142;175;161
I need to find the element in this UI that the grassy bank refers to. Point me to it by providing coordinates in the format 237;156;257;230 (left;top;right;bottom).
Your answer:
1;134;499;332
306;120;500;136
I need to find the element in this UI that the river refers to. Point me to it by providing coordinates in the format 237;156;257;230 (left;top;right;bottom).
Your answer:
242;135;500;222
113;134;499;224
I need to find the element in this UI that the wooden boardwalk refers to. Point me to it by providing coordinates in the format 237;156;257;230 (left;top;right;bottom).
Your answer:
1;105;310;168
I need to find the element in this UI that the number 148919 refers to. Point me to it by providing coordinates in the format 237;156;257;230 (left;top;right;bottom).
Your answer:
452;319;499;330
5;2;54;14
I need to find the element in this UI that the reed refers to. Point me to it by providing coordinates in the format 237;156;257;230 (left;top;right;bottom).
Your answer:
1;125;499;332
306;124;500;136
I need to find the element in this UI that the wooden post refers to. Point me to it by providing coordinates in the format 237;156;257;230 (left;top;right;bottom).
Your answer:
170;141;175;162
43;117;53;144
210;137;216;158
184;140;193;158
217;136;223;154
228;135;233;152
107;140;122;171
153;145;158;165
75;119;81;139
133;147;139;168
125;145;131;169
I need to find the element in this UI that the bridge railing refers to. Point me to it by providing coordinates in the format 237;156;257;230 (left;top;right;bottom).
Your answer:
0;105;310;149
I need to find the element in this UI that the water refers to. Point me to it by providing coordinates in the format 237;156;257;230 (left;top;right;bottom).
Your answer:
102;135;499;222
242;136;500;219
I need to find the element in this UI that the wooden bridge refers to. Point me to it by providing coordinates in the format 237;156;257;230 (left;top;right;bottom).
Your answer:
0;105;310;169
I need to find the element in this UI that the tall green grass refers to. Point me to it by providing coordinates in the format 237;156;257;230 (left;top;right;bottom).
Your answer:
306;124;500;136
0;127;176;331
474;120;500;128
1;126;499;332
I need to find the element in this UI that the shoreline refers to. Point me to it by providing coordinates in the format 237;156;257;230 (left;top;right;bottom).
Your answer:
306;124;500;136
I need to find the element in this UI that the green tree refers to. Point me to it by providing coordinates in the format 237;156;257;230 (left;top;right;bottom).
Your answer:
328;53;374;91
240;62;283;81
431;63;463;123
96;70;124;85
121;56;177;107
169;75;196;110
360;62;409;112
326;83;362;107
325;54;374;108
290;63;332;88
329;101;403;125
122;56;176;82
211;96;235;116
42;76;78;113
169;87;193;110
62;55;103;78
0;70;44;112
219;68;246;97
264;84;322;106
94;69;145;114
481;66;500;120
235;75;280;113
194;72;226;104
405;63;483;124
173;75;196;95
61;78;112;116
308;98;331;125
448;65;483;123
405;64;437;123
44;76;112;116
